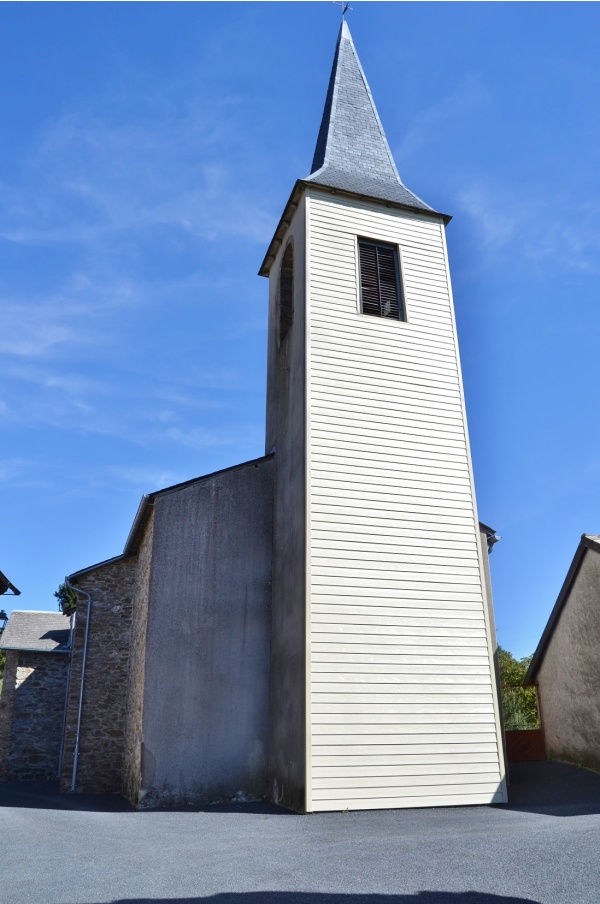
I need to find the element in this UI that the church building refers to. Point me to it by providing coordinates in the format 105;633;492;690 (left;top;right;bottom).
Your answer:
54;23;507;811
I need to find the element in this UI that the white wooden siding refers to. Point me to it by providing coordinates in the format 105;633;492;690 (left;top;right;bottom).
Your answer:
305;190;505;811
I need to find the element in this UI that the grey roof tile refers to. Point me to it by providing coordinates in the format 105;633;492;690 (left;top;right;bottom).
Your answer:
0;610;71;652
306;21;433;213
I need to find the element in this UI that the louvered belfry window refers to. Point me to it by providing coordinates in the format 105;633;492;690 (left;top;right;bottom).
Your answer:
358;239;404;320
279;243;294;343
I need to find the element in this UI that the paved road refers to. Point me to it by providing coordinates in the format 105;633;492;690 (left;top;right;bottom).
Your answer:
2;762;600;904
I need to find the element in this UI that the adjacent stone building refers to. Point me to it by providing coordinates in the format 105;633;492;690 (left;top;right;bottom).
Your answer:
0;611;71;781
526;534;600;773
5;23;508;810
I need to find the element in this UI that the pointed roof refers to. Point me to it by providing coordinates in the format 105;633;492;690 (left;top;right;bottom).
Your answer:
306;21;432;212
525;534;600;686
259;23;448;277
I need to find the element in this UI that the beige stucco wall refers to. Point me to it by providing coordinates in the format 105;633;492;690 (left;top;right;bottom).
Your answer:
138;459;273;807
537;547;600;772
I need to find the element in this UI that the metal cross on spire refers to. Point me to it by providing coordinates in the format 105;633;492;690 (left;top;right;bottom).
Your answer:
332;1;353;21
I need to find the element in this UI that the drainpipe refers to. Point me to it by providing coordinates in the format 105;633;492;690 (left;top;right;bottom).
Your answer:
57;611;77;779
65;578;92;793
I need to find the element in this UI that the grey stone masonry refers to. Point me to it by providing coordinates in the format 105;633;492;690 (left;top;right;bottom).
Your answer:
60;557;137;794
0;651;16;774
122;512;154;806
0;650;69;781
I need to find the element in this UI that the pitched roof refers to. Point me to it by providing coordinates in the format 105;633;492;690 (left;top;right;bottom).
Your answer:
525;534;600;685
0;610;71;653
0;569;20;595
67;454;275;579
259;24;449;278
306;21;433;213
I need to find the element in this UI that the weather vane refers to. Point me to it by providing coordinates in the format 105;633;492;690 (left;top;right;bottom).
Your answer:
332;1;353;21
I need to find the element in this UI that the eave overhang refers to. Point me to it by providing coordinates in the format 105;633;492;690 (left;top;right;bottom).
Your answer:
67;454;277;580
258;179;451;278
525;534;600;685
0;569;20;596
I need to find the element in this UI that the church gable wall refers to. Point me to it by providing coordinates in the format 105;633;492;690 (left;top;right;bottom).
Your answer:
122;511;154;806
138;457;274;807
60;556;137;793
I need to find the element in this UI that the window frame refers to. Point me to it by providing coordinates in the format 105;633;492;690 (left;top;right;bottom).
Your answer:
356;236;406;323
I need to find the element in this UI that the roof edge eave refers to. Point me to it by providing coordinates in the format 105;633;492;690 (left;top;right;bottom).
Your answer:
68;553;130;582
0;569;20;596
0;644;70;654
124;453;275;556
525;534;600;685
259;179;451;278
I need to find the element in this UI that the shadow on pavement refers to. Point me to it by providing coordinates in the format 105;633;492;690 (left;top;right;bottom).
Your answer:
141;799;294;816
0;780;290;815
3;760;600;821
504;760;600;817
101;893;540;903
0;780;131;812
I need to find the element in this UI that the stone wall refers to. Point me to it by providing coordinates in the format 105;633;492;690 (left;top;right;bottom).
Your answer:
60;556;137;793
122;511;154;806
0;651;18;779
0;651;69;781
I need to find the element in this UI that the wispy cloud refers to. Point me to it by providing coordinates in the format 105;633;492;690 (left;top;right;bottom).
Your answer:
0;91;274;251
163;426;242;450
456;180;600;272
0;77;271;461
457;183;521;249
0;458;32;483
396;75;492;163
107;465;181;490
0;355;259;451
0;275;138;359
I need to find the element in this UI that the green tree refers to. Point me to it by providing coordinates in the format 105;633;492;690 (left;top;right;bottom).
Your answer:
54;582;78;617
498;646;540;730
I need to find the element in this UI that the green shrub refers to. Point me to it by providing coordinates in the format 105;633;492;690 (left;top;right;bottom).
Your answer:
498;646;540;730
54;582;78;617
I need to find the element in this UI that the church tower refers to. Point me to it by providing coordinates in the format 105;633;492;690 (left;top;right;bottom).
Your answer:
261;22;507;812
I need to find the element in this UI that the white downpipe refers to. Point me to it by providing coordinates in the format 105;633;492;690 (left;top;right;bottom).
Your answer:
65;579;92;793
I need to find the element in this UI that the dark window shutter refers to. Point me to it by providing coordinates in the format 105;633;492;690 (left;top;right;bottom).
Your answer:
358;240;403;320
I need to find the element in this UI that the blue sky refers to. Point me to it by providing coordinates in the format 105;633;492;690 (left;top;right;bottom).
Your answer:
1;2;599;659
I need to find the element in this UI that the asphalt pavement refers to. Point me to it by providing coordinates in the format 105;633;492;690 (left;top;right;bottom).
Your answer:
1;762;600;904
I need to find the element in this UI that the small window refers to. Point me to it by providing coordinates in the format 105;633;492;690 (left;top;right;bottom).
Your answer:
279;243;294;343
358;239;404;320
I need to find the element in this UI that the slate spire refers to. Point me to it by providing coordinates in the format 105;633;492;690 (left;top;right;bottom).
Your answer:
307;21;432;212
